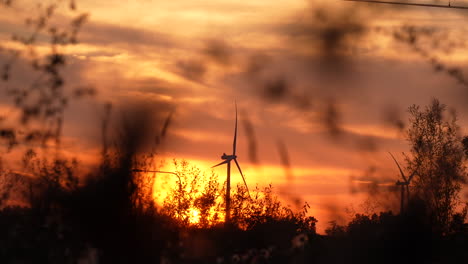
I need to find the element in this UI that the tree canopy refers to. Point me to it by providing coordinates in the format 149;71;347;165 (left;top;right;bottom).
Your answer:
405;99;467;234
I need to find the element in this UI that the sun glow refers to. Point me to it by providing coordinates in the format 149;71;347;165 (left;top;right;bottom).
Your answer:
145;156;354;229
146;160;227;227
188;209;201;224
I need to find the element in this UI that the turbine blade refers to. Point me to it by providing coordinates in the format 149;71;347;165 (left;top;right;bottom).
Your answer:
388;152;408;182
407;161;421;183
233;102;238;155
212;160;229;168
402;151;421;184
407;171;417;183
234;159;250;198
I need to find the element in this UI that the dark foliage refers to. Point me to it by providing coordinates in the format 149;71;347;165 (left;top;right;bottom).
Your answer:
405;99;468;234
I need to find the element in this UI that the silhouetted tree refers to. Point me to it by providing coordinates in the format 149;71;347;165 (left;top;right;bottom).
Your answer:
325;220;346;237
462;135;468;159
405;99;467;234
161;160;222;227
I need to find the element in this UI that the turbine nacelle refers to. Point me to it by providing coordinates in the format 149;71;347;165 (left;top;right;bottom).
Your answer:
389;152;420;215
221;153;237;160
396;180;408;186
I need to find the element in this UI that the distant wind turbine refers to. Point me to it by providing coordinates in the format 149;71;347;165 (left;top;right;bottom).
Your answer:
344;0;468;10
212;103;250;224
388;152;418;214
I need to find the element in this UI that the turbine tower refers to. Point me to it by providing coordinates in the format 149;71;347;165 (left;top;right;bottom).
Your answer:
212;103;250;224
388;152;418;214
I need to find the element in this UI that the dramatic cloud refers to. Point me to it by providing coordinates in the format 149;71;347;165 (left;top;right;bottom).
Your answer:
79;21;176;50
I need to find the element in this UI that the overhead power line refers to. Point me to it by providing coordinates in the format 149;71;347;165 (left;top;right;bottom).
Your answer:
344;0;468;10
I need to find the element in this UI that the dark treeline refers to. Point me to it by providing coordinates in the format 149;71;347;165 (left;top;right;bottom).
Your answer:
0;106;317;264
0;100;468;264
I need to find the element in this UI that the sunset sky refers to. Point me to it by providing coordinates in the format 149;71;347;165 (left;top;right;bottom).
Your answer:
2;0;468;232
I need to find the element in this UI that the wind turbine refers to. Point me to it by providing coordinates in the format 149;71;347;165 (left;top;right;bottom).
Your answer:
212;103;250;224
388;152;418;214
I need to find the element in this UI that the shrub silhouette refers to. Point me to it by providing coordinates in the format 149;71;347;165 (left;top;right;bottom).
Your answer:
152;160;318;262
0;106;178;264
161;160;222;227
